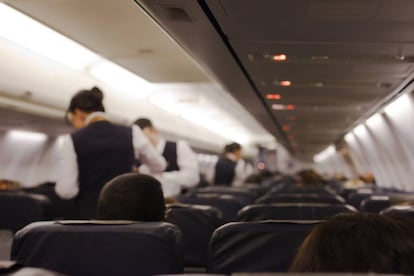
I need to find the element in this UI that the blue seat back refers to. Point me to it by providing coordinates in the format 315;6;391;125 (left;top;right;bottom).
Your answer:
176;194;242;222
208;220;320;273
165;203;222;267
11;221;183;276
0;191;50;233
238;203;356;221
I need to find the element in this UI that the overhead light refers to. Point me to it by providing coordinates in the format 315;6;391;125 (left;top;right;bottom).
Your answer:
273;54;287;61
272;104;295;110
384;94;411;117
7;130;47;143
266;94;281;100
90;61;153;99
283;125;291;131
0;3;100;70
280;81;292;87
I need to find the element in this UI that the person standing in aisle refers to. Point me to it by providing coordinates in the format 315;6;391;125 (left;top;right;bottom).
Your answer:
55;87;166;218
134;118;200;197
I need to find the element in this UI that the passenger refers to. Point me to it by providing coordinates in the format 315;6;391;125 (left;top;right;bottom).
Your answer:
298;169;324;187
134;118;200;197
289;213;414;273
213;142;247;186
55;87;166;219
97;173;165;221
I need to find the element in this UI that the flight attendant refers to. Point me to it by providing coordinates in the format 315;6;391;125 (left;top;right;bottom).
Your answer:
55;87;166;218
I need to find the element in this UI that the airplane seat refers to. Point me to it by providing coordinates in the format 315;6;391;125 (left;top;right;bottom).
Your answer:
346;190;376;209
207;220;320;273
238;203;357;221
241;183;269;196
0;191;50;233
274;187;335;196
380;205;414;219
194;185;261;197
23;182;77;219
189;188;257;206
165;203;223;268
0;261;62;275
176;194;242;223
11;221;183;276
360;196;391;213
256;193;345;204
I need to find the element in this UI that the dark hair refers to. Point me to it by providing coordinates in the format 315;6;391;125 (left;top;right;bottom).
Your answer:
67;86;105;114
289;213;414;273
225;142;241;154
97;173;165;221
134;118;153;130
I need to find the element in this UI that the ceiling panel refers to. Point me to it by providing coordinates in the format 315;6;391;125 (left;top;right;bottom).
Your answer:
6;0;208;83
205;0;414;160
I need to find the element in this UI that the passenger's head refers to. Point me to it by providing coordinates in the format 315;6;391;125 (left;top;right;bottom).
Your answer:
298;169;323;186
134;117;159;145
66;87;105;129
289;213;414;274
97;173;165;221
225;142;242;159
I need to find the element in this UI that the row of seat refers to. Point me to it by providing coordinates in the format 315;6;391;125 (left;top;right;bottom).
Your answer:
11;219;319;275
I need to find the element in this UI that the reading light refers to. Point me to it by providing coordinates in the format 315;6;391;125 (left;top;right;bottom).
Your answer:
90;61;153;99
273;54;287;61
266;94;281;100
0;3;100;70
280;81;291;87
286;104;295;110
283;125;291;131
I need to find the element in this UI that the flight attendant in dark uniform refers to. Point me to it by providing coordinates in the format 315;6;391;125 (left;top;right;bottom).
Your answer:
55;87;166;218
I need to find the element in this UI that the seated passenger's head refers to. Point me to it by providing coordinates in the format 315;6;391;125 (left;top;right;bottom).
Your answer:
66;86;105;129
289;213;414;274
97;173;165;221
134;117;159;145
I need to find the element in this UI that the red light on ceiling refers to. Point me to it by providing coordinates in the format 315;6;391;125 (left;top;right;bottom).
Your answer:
287;104;295;110
273;54;287;61
283;125;291;131
266;94;281;100
280;81;291;87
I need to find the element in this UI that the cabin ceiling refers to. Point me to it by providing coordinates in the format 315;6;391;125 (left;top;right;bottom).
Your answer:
5;0;414;161
135;0;414;161
5;0;208;83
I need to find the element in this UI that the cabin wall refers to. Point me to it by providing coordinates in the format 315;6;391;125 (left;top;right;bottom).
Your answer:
0;130;60;187
316;90;414;192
